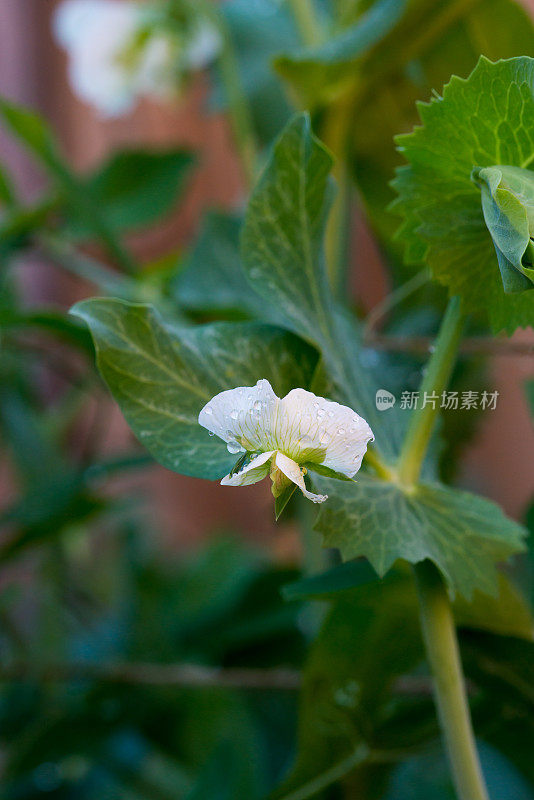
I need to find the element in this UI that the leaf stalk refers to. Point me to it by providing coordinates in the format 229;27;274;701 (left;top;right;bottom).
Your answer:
396;295;465;487
287;0;323;48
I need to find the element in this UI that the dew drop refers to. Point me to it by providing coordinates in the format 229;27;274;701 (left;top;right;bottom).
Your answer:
208;431;215;437
230;410;239;420
317;409;325;419
320;430;330;444
253;400;262;411
204;407;213;416
338;428;345;435
328;411;335;418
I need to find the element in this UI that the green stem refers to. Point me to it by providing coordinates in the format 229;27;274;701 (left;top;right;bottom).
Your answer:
322;96;354;297
395;295;488;800
397;295;465;487
414;561;489;800
199;0;257;186
287;0;322;47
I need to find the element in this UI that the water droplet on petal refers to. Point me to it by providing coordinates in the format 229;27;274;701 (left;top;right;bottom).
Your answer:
338;428;345;435
208;431;215;437
320;430;330;444
230;410;239;420
328;411;334;418
204;407;213;415
227;442;242;454
317;409;325;419
253;400;262;411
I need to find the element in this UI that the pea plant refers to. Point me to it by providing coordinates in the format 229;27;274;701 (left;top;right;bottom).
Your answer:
71;56;533;800
0;2;533;799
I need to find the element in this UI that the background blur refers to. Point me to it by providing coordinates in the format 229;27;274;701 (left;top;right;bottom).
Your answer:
0;1;533;798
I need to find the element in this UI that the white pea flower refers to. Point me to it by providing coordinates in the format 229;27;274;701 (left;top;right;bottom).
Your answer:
53;0;221;118
199;379;374;504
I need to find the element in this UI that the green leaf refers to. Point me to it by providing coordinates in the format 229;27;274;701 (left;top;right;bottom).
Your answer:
278;0;534;261
392;56;534;333
241;114;405;459
0;97;136;273
275;0;407;107
0;199;57;257
281;559;379;602
472;165;534;292
275;483;297;521
0;98;59;165
0;476;106;562
71;298;319;480
242;113;336;347
0;163;16;207
313;473;527;598
0;308;93;353
277;570;534;799
283;557;534;641
304;462;352;481
272;579;425;800
454;573;534;641
175;211;268;317
71;149;194;235
461;631;534;785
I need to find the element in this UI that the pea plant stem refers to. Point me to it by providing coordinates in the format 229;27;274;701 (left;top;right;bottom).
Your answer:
395;295;489;800
287;0;322;47
323;96;355;298
396;295;465;487
198;0;257;186
414;561;489;800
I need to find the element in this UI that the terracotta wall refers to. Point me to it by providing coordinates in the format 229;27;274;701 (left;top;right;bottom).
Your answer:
0;0;532;551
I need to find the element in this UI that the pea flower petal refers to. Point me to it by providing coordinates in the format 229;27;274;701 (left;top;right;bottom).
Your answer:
199;379;374;504
53;0;220;117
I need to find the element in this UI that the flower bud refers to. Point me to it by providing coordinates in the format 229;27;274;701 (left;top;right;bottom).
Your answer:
471;165;534;293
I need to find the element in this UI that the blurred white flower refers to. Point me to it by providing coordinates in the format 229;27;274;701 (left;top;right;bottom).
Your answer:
199;379;374;504
186;24;222;71
53;0;221;117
